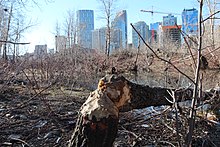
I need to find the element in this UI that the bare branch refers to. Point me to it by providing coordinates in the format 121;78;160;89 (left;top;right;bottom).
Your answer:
202;10;220;23
0;40;30;45
175;24;197;71
130;23;195;85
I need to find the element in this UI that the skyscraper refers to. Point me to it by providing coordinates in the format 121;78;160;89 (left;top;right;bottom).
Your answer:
159;25;182;46
112;10;127;49
150;22;162;43
159;14;181;46
150;22;162;31
92;27;106;53
132;21;149;49
110;28;122;52
55;35;67;52
34;45;47;58
182;8;198;36
77;10;94;49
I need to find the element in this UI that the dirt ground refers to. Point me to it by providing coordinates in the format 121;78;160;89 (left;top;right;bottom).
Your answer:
0;83;219;147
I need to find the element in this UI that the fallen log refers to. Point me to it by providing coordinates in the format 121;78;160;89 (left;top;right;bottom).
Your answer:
68;74;216;147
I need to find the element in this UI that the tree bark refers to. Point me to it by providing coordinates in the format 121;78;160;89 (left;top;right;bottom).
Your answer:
68;74;215;147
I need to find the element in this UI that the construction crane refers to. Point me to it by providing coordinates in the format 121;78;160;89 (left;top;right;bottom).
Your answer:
140;10;181;16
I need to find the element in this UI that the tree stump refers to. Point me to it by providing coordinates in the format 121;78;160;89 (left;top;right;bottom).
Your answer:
68;90;119;147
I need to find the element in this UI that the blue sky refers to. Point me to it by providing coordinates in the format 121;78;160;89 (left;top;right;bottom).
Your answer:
22;0;198;53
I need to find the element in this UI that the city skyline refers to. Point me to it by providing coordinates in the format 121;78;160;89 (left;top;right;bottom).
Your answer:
22;0;198;53
50;8;197;55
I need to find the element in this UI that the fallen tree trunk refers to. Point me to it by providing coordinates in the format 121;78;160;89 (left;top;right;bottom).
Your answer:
68;74;216;147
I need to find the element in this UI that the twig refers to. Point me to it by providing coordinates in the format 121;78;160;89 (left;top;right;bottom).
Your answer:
121;126;142;146
201;10;220;23
167;89;182;146
204;46;220;56
159;141;176;147
7;137;30;147
161;119;177;134
22;69;38;95
22;68;53;115
203;138;218;147
1;80;57;117
134;37;141;67
171;45;220;64
18;81;56;109
175;23;196;71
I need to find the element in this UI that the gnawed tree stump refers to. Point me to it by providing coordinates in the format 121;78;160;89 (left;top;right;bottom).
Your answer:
68;74;215;147
68;90;119;147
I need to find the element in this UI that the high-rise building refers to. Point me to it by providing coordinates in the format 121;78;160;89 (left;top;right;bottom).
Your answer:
159;14;181;46
34;44;47;58
77;10;94;49
150;22;162;43
55;35;67;52
92;27;122;54
110;28;122;52
112;10;127;49
92;27;106;53
182;8;198;36
159;25;182;46
163;14;177;26
150;22;162;31
132;21;149;49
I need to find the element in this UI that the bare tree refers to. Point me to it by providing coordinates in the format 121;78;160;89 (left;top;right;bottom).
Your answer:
206;0;216;50
0;0;38;61
64;9;77;49
98;0;117;57
186;0;204;146
63;9;78;65
0;2;6;56
1;3;13;61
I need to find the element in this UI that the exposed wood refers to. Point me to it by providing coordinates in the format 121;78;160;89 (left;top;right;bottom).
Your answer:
68;89;119;147
96;74;212;112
